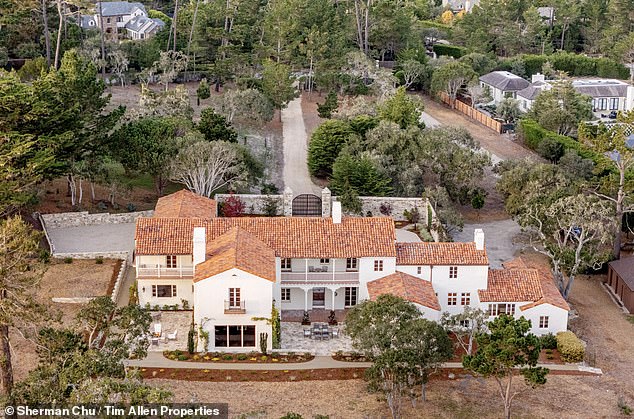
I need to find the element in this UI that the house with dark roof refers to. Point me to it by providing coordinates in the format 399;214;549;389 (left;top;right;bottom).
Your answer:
79;1;164;41
134;190;569;352
606;256;634;313
479;71;531;105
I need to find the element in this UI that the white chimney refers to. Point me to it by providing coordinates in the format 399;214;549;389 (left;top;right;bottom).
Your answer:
193;227;206;267
532;73;545;83
332;201;342;224
474;229;485;251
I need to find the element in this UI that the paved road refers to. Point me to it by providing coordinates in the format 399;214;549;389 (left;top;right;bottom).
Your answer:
451;219;523;268
47;223;136;254
282;97;322;195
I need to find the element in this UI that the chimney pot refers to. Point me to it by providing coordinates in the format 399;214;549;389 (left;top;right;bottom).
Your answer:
332;201;342;224
193;227;206;267
474;228;485;251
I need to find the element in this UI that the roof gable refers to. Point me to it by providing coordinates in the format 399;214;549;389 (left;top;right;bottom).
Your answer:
153;190;217;219
367;272;440;311
396;242;488;266
97;1;147;16
480;71;530;92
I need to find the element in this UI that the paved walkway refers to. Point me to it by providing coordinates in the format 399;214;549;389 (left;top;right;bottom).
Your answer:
47;223;136;254
451;220;523;268
127;352;598;374
395;228;422;242
282;97;322;195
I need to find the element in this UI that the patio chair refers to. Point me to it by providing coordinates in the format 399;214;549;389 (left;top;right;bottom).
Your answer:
151;337;160;346
331;328;339;339
312;326;322;340
167;330;178;341
153;323;162;337
303;329;311;339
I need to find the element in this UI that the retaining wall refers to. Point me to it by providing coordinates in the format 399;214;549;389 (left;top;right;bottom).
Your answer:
333;196;429;222
215;194;284;216
53;251;130;260
111;255;130;303
40;210;153;229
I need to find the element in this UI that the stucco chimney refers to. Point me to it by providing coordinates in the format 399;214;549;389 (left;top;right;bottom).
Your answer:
474;229;485;251
332;201;342;224
193;227;206;266
532;73;545;83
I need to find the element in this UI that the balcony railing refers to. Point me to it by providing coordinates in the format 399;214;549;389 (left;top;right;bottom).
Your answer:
136;265;194;278
280;271;360;283
224;300;246;314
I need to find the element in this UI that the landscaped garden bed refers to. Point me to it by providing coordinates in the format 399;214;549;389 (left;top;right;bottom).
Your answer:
332;352;370;362
163;350;314;363
139;367;366;382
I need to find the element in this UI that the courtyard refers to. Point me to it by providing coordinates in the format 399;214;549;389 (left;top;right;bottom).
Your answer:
280;322;353;356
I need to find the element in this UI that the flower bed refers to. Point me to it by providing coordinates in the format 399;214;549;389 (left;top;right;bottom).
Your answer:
163;350;314;363
332;352;370;362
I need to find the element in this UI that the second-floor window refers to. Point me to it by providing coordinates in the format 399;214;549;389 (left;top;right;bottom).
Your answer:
116;16;123;22
417;266;422;275
320;258;330;264
447;292;457;305
281;258;291;271
449;266;458;279
488;303;516;317
281;288;291;302
346;258;358;271
166;255;177;268
106;17;111;23
229;288;241;307
461;292;471;306
374;260;384;272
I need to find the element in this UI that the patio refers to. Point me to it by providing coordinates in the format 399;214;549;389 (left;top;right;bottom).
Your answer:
280;322;354;356
281;309;349;323
146;310;192;352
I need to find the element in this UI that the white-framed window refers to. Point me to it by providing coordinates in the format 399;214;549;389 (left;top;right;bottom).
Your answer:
539;316;549;328
461;292;471;305
417;266;422;275
281;258;291;271
449;266;458;279
229;288;241;307
447;292;457;306
152;284;176;298
320;258;330;264
166;255;177;268
346;258;358;271
610;98;619;110
598;98;608;110
345;287;358;307
214;325;256;347
488;303;516;317
281;288;291;302
374;260;384;272
460;319;470;328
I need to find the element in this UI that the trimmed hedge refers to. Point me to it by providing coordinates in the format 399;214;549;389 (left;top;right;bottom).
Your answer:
420;20;453;33
498;52;629;79
556;331;585;363
433;44;467;59
540;333;558;350
518;119;613;172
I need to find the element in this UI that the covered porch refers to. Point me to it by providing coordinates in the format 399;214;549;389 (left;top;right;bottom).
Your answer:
281;308;350;323
279;284;359;315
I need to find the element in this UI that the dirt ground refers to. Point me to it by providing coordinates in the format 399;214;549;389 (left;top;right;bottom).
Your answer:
11;259;117;382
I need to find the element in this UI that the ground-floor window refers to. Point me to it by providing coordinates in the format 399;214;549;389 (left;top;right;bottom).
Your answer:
344;287;358;307
610;98;619;110
214;325;256;347
488;303;516;317
152;284;176;298
281;288;291;302
539;316;549;328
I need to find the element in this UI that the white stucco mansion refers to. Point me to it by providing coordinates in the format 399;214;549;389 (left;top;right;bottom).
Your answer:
134;190;569;351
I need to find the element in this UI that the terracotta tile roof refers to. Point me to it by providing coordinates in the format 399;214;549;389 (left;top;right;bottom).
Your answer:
194;227;276;283
367;272;440;311
478;258;570;311
396;242;488;266
135;216;397;258
153;190;217;219
478;269;543;302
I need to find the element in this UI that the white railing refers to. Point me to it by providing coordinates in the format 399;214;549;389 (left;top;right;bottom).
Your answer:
280;271;360;283
136;265;194;278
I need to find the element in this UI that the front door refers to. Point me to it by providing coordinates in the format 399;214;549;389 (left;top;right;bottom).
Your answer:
312;287;325;307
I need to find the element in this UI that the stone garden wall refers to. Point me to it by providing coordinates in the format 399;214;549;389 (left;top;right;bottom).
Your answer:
40;210;153;229
214;194;285;216
333;196;430;223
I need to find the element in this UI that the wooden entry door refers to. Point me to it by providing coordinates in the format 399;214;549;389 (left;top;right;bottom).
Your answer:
312;288;325;307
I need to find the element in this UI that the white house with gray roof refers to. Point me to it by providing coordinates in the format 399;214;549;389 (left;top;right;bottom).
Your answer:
479;71;531;105
79;1;164;41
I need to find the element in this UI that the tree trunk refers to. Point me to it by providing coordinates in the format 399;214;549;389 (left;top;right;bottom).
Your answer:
363;0;370;56
0;324;13;399
172;0;180;52
98;2;106;77
613;167;625;259
90;182;95;202
185;0;200;81
41;0;52;67
54;0;63;69
78;178;83;205
421;382;427;402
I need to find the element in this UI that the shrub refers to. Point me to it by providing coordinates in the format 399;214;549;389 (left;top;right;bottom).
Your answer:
536;137;565;162
433;44;467;59
262;196;280;216
556;331;585;363
177;354;188;361
181;299;190;310
187;328;195;353
280;413;303;419
540;333;558;350
95;256;104;264
237;354;248;361
198;108;237;143
307;119;355;178
38;249;51;263
221;194;245;217
379;202;393;216
63;257;73;264
317;91;338;119
222;354;234;361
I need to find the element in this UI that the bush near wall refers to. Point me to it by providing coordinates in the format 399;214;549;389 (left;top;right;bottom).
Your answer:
556;331;585;363
498;52;629;79
420;20;453;34
433;44;467;59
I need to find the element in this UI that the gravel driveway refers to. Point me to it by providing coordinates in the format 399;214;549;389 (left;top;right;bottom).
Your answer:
451;219;523;268
47;223;136;254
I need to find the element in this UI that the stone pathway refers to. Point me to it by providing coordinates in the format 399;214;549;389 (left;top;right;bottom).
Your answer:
282;97;322;195
280;323;353;356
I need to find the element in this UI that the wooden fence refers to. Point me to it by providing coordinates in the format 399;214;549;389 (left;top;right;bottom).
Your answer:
438;92;503;133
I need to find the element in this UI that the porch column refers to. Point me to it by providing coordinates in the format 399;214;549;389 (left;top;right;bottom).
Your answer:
331;288;336;310
305;258;308;282
304;288;309;311
331;259;335;281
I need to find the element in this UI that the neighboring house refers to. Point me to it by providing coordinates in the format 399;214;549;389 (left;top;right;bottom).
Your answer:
134;191;570;351
79;1;164;41
517;73;634;115
479;71;531;105
606;257;634;313
442;0;480;12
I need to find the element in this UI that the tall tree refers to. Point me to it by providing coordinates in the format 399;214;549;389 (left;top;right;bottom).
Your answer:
260;59;296;121
463;315;548;419
440;306;488;356
431;61;477;107
528;80;592;136
0;217;45;399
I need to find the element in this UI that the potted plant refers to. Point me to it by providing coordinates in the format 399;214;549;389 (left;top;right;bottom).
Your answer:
301;310;311;325
328;310;338;326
